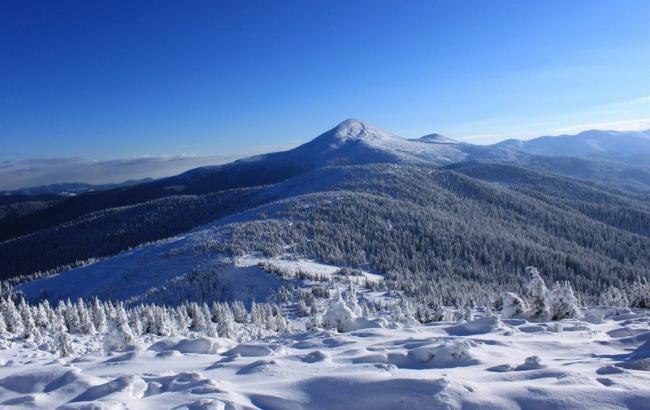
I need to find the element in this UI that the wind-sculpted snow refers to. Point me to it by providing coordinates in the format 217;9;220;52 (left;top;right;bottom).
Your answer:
1;310;650;409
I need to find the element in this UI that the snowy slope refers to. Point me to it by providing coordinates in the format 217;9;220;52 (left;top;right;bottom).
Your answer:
1;308;649;409
0;119;484;245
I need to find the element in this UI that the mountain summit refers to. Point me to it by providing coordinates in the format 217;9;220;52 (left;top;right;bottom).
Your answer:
314;119;400;145
295;118;468;166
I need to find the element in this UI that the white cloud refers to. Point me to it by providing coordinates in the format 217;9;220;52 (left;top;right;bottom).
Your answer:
616;95;650;106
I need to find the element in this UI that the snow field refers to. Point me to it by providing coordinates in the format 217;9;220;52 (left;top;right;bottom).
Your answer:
1;308;649;409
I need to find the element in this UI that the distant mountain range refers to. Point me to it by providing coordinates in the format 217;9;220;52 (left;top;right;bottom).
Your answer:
2;120;650;243
2;120;650;301
0;179;154;197
494;129;650;165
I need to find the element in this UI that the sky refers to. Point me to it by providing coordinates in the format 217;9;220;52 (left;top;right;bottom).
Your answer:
1;0;649;188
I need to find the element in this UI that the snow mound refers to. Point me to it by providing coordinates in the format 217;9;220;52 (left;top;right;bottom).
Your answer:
404;340;478;369
446;316;503;336
488;356;548;373
297;376;505;409
301;350;330;363
352;339;479;369
236;359;278;375
0;368;65;394
514;355;547;371
142;372;220;395
57;401;127;410
171;398;226;410
103;352;137;364
596;365;625;375
148;337;235;354
71;375;147;403
224;343;284;357
0;366;93;395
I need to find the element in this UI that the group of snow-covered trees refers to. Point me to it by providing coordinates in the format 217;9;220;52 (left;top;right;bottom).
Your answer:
0;283;288;356
499;267;650;320
0;263;648;356
500;267;579;320
209;183;650;306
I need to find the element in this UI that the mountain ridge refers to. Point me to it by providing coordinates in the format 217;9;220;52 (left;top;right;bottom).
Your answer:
494;128;650;165
2;120;650;244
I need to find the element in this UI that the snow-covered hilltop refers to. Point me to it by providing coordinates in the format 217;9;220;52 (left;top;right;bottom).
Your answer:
237;118;471;168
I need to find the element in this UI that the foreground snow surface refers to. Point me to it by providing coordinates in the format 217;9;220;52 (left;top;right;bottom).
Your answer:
1;309;650;409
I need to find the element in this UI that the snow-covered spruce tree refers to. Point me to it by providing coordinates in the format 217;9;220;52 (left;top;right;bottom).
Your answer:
104;300;116;319
175;305;191;333
461;306;474;322
211;302;237;340
2;297;23;334
501;292;526;318
600;286;629;307
188;302;208;333
17;299;31;323
104;305;136;353
216;304;236;340
130;314;143;337
297;299;311;317
154;306;173;336
92;298;108;333
526;267;550;320
0;310;6;335
201;303;218;337
627;278;650;308
55;316;75;357
20;302;42;342
46;302;60;329
345;282;363;317
322;296;357;332
250;301;264;326
63;300;81;333
548;281;579;320
77;298;96;335
34;303;51;331
141;306;157;335
231;301;247;323
274;311;289;335
210;301;221;323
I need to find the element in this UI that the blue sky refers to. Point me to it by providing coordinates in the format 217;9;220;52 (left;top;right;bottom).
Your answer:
1;0;649;162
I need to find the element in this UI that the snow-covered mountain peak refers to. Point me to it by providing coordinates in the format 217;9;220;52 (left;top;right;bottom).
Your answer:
278;119;472;167
322;119;400;144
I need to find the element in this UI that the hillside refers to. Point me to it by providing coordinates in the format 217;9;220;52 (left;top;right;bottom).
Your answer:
14;163;650;305
0;119;462;241
9;120;650;243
